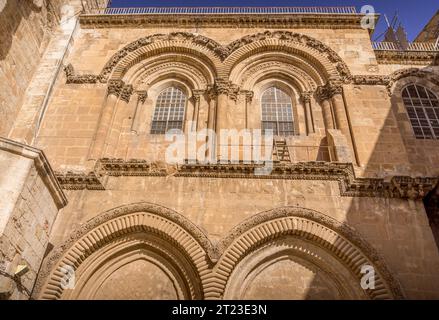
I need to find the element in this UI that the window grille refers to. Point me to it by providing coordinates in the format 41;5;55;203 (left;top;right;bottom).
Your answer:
261;87;295;136
150;87;186;134
402;84;439;139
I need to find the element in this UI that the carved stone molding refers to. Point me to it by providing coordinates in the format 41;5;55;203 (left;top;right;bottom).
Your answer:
106;79;134;102
301;91;313;103
353;68;439;95
33;202;215;299
375;51;439;65
64;63;101;84
55;172;105;190
316;80;343;101
34;202;403;300
65;31;351;84
56;159;438;201
79;12;371;31
120;84;134;103
211;79;241;101
136;90;148;104
239;61;318;91
242;90;254;103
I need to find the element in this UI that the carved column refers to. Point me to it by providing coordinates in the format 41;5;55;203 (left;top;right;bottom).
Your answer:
301;91;315;135
191;90;204;132
130;90;147;133
89;80;133;160
206;88;217;161
316;86;335;131
215;79;232;161
243;90;254;129
328;83;350;137
104;83;133;157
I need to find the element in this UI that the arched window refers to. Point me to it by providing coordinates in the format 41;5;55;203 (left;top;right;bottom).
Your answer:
261;87;294;136
402;84;439;139
150;87;186;134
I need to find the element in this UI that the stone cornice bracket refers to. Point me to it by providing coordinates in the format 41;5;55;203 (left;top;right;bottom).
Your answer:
106;79;134;102
55;171;106;190
63;63;101;84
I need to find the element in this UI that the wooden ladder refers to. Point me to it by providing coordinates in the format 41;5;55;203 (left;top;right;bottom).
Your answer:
273;138;291;163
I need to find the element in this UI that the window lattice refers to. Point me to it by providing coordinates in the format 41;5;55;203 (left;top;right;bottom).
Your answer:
402;84;439;139
151;87;186;134
261;87;295;136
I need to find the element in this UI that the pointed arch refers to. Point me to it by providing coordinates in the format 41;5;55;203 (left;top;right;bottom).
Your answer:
223;31;352;82
33;202;216;300
204;206;404;300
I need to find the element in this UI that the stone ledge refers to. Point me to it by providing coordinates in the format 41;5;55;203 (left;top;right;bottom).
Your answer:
79;13;373;30
54;158;438;200
0;137;67;209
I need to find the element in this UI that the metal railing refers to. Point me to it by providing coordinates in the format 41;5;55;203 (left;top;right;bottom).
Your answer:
217;145;333;163
85;6;358;15
372;41;439;52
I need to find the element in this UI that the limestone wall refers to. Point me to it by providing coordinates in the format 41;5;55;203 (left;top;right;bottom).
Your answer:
0;138;66;299
47;176;439;299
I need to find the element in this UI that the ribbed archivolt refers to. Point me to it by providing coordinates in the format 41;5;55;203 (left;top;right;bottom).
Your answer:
37;204;402;300
206;216;397;300
40;212;210;300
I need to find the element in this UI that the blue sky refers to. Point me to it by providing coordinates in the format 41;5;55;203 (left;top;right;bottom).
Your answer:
110;0;438;41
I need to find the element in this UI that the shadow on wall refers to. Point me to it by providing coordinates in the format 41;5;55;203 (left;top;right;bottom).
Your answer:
0;0;44;61
305;53;439;299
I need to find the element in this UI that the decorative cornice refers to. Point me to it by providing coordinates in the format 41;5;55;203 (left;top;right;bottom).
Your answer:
374;50;439;65
56;159;438;200
64;63;101;84
79;13;373;31
55;172;105;190
353;68;439;94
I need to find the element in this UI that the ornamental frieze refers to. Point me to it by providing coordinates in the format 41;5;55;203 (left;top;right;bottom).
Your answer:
64;31;352;84
55;159;438;200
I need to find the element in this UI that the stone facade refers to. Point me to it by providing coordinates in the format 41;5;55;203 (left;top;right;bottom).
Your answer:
1;3;439;300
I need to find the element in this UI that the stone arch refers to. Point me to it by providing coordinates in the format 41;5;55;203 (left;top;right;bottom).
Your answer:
205;207;403;300
98;33;223;82
388;67;439;95
33;202;217;300
124;53;214;90
223;31;352;82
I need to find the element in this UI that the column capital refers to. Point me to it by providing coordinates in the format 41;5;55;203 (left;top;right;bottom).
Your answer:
210;79;241;101
107;79;125;97
136;90;148;104
316;81;343;101
243;90;254;103
107;80;133;103
301;91;313;103
192;89;205;102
